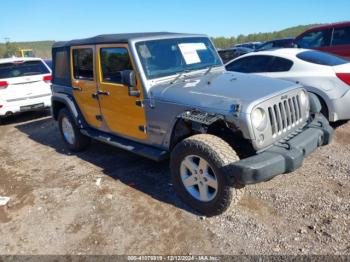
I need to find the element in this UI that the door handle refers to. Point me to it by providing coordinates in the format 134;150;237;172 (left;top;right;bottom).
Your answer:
92;90;110;99
97;90;110;96
72;80;82;91
72;86;82;91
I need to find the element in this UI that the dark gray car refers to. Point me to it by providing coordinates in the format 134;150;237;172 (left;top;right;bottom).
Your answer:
218;47;253;63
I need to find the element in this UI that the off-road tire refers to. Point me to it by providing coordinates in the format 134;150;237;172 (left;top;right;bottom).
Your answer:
58;108;91;152
170;134;244;217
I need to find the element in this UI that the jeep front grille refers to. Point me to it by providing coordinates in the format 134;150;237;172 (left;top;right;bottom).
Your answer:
250;88;309;151
268;94;302;137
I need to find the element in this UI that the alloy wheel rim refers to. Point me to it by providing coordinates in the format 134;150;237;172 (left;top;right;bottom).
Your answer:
180;155;218;202
62;117;75;145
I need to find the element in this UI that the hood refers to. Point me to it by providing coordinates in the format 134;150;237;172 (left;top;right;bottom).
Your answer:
150;71;301;113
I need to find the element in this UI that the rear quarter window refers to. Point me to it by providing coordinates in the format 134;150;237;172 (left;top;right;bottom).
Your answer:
54;51;68;78
296;50;349;66
0;60;49;79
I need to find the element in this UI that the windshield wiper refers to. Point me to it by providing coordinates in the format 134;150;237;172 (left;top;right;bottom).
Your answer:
204;65;221;76
170;70;190;84
204;66;213;75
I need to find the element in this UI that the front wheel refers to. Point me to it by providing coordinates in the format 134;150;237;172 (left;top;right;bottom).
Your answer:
170;134;244;217
58;108;91;152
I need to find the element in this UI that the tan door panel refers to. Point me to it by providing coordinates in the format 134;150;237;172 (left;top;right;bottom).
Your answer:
70;46;102;128
96;44;147;140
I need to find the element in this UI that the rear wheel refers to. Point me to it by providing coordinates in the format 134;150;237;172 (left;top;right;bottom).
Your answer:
58;108;91;152
170;134;244;216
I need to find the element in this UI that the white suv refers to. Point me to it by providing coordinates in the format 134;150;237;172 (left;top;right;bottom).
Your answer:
0;57;52;123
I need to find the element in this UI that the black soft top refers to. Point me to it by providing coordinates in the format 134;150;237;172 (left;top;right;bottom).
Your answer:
51;32;204;86
53;32;188;48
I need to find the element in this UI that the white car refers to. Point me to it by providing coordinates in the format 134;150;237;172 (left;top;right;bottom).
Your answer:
0;57;52;123
225;48;350;122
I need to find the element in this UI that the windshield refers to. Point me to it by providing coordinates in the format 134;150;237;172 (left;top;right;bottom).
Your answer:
136;37;222;79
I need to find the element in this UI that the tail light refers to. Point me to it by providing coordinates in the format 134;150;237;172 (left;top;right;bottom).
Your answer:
43;75;52;83
336;73;350;86
0;81;8;89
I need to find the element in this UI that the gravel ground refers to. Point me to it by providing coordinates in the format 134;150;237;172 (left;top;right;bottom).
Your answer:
0;111;349;255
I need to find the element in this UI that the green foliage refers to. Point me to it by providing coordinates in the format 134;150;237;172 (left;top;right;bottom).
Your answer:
212;24;321;49
0;24;322;58
0;41;54;58
0;45;5;58
0;42;20;58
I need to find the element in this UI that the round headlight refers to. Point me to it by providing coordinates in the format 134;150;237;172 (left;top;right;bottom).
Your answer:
251;108;267;130
299;90;308;106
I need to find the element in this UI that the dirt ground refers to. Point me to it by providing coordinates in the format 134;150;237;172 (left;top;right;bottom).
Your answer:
0;111;349;255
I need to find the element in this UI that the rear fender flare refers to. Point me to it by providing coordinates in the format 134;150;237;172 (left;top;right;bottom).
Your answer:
51;94;85;127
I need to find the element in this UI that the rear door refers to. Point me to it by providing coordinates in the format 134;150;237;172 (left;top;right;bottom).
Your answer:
71;46;102;129
96;44;147;140
295;29;332;53
329;26;350;59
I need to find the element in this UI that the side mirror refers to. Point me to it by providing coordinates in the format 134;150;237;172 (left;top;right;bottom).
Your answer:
122;70;140;97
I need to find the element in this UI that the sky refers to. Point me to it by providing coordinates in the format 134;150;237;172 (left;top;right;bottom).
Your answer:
0;0;349;42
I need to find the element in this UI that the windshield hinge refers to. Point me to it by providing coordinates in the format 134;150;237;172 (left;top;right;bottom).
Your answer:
149;92;156;108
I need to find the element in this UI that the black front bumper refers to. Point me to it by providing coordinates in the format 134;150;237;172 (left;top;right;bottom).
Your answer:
232;114;333;185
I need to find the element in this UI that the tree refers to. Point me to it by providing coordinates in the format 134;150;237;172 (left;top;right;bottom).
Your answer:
0;45;6;58
5;42;19;57
211;24;319;49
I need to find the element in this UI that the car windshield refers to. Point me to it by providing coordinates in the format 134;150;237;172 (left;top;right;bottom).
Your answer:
296;50;349;66
136;37;222;79
0;60;50;79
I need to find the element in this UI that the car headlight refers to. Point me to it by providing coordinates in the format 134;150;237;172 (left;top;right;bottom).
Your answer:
299;90;308;106
251;107;267;131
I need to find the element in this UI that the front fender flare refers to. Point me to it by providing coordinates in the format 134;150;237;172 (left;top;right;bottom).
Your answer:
168;110;226;149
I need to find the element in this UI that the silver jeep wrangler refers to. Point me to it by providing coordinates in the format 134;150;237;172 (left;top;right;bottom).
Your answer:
51;33;333;216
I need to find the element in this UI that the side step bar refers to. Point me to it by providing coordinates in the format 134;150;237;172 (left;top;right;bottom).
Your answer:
81;128;169;162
